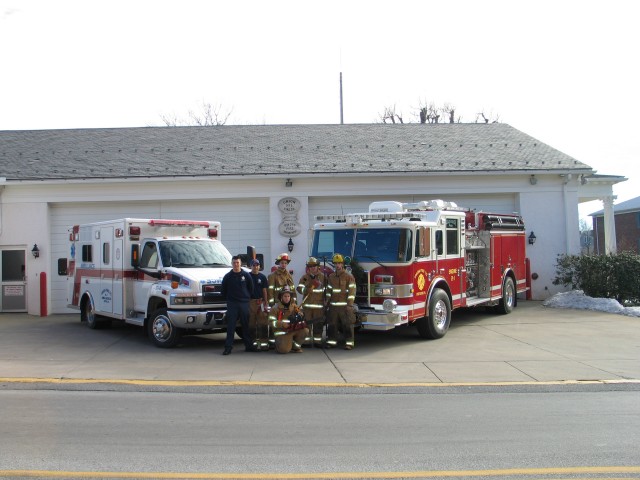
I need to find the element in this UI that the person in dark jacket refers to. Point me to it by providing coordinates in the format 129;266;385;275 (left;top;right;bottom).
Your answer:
248;258;269;350
221;255;258;355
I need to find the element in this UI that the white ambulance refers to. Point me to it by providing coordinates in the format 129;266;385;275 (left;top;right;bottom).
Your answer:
60;218;238;347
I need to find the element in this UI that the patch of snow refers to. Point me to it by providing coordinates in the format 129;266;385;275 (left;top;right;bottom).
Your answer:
543;290;640;317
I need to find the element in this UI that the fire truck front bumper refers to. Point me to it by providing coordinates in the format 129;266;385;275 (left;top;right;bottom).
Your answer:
357;305;410;331
167;309;227;329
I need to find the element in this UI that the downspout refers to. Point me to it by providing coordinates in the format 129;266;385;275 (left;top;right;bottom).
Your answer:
561;174;572;253
0;177;7;237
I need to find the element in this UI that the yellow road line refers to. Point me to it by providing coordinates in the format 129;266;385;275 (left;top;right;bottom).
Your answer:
1;466;640;478
1;377;639;388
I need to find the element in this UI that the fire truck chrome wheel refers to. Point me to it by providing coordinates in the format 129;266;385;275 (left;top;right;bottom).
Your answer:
148;308;181;348
497;277;515;315
417;288;451;340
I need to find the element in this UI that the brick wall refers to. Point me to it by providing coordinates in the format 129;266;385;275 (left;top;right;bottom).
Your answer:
593;211;640;254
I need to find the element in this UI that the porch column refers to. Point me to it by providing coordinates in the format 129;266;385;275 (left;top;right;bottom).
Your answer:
602;195;617;254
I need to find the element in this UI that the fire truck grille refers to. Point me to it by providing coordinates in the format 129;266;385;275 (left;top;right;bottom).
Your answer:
202;284;224;305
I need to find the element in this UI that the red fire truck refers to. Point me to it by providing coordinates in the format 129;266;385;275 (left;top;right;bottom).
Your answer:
310;200;530;339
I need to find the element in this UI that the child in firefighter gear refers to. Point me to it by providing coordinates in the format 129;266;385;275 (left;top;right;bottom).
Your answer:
268;252;296;306
269;286;308;354
296;256;326;346
325;253;357;350
248;259;270;351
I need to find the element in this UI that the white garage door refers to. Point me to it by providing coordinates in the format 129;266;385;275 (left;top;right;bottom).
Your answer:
49;198;269;313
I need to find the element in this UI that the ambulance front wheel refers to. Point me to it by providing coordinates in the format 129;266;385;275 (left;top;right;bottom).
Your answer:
417;288;451;339
148;309;181;348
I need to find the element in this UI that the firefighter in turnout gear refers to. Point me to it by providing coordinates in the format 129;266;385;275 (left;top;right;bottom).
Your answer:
296;257;326;346
268;253;296;306
269;286;308;354
325;253;357;350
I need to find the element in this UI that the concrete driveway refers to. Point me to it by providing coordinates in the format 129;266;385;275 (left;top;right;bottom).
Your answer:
0;301;638;385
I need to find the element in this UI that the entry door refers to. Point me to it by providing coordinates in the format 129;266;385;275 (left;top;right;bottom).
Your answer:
97;227;114;314
1;249;27;312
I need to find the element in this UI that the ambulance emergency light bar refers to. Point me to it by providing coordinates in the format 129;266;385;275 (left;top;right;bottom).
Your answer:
128;220;219;239
148;219;211;228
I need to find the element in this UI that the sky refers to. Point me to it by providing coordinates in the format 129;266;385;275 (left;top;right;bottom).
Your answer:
1;0;638;219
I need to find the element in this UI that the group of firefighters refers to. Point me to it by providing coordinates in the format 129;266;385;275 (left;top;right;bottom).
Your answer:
249;252;357;354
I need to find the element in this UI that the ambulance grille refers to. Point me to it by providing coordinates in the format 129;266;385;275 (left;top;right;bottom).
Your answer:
202;284;224;304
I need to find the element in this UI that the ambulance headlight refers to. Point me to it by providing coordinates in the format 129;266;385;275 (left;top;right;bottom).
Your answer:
382;299;397;313
171;295;201;305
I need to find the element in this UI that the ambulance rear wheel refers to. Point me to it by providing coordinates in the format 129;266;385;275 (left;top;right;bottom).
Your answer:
148;309;181;348
497;277;515;314
81;296;110;329
418;289;451;339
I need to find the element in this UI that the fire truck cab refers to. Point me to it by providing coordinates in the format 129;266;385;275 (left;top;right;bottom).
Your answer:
60;218;236;347
311;200;529;339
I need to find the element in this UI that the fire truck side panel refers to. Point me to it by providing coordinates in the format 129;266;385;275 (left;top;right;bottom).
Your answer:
410;260;429;321
490;232;502;300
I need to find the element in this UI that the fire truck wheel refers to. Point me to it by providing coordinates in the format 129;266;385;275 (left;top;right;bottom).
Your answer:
148;309;181;348
497;277;516;314
81;296;110;329
418;289;451;339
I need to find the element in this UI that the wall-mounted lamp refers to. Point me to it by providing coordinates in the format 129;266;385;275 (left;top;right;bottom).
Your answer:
287;238;294;252
31;244;40;258
529;175;537;185
285;178;293;188
528;232;537;245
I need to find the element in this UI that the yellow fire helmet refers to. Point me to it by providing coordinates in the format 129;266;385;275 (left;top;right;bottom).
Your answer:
332;253;344;264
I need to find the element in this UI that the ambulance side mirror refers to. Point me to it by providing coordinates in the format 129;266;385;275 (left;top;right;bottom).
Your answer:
57;258;68;276
131;244;140;267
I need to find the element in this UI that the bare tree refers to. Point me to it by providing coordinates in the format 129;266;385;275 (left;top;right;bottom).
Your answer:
443;103;460;123
417;101;441;124
376;100;500;125
161;101;233;126
379;105;404;124
475;109;500;124
579;218;594;255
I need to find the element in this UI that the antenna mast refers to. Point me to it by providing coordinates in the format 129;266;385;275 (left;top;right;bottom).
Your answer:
339;71;344;124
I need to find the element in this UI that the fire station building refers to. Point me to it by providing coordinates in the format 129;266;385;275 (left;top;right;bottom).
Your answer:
0;123;624;315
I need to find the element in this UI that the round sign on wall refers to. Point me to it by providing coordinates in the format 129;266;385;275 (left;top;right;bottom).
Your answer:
278;197;301;214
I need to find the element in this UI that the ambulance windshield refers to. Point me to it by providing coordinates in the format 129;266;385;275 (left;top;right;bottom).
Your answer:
312;228;412;263
158;240;232;268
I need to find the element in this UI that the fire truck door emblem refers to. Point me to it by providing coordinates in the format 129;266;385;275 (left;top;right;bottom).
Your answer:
415;269;427;291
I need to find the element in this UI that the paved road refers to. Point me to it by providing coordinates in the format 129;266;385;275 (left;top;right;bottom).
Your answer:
0;301;639;384
1;385;639;478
